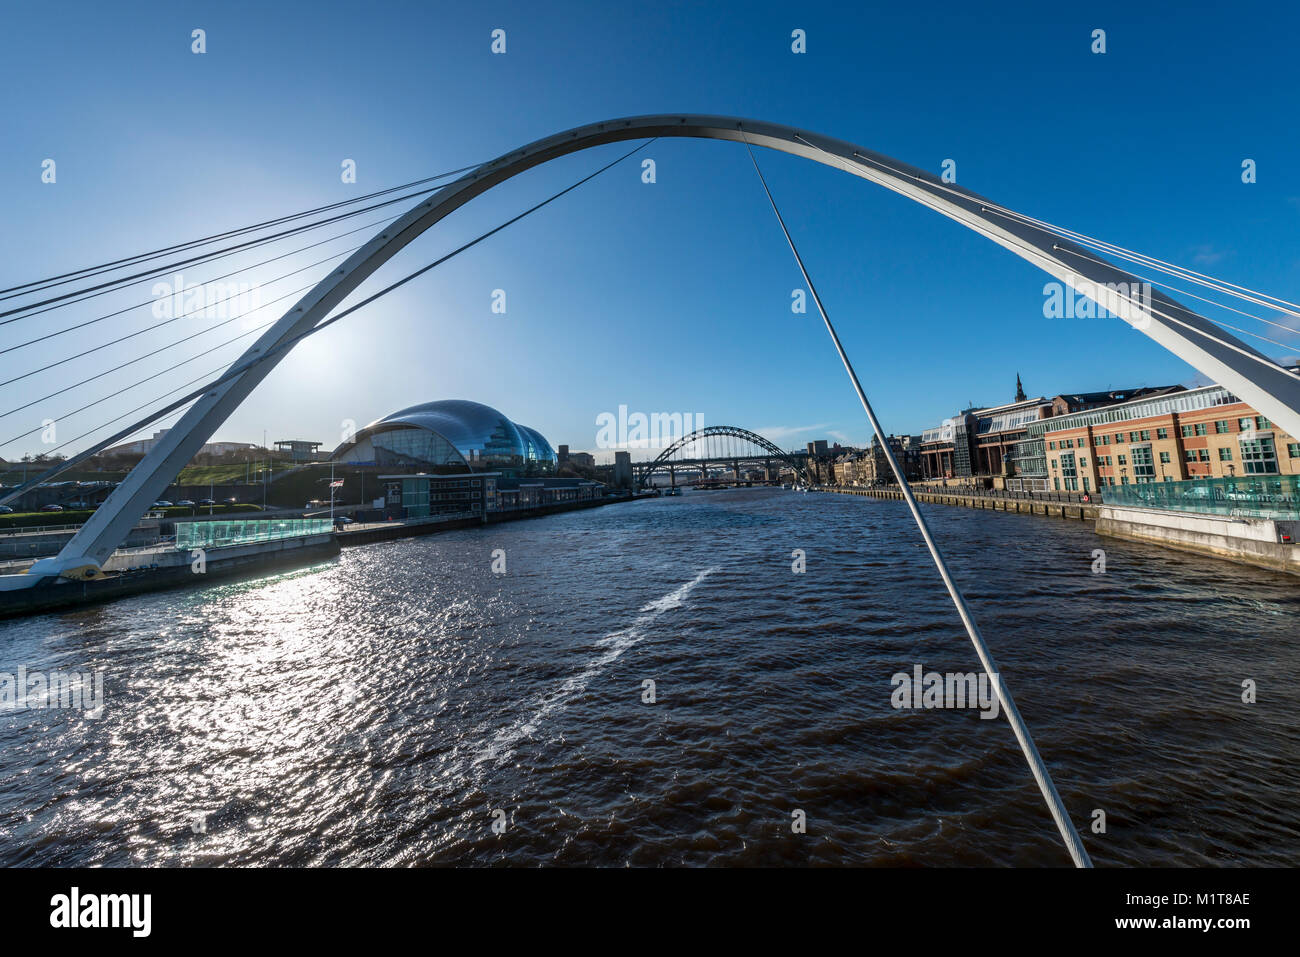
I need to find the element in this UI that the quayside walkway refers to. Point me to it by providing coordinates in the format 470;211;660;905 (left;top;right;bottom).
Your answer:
813;485;1099;521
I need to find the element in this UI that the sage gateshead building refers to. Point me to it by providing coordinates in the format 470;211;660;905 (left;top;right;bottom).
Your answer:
328;399;558;476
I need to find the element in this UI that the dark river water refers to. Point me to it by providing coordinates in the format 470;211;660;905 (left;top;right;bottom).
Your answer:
1;487;1297;867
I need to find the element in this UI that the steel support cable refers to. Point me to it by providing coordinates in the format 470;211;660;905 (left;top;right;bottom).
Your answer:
0;139;656;502
801;135;1300;339
0;271;323;424
788;133;1298;380
0;162;484;300
965;200;1300;320
802;136;1300;320
0;184;460;323
998;211;1300;322
0;251;357;391
1;320;275;448
34;365;230;461
1;212;396;357
742;132;1092;868
1048;245;1300;351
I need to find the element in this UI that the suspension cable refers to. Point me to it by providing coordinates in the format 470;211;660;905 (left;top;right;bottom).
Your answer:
0;139;655;496
0;276;324;422
0;184;457;323
787;133;1298;379
0;161;483;300
2;320;275;448
1;211;394;357
0;251;355;391
743;131;1092;868
796;135;1300;320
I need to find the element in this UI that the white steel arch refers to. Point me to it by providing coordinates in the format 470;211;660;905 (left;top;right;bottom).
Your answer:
21;113;1300;581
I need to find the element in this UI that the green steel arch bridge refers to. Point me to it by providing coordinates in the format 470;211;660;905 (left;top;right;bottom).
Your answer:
632;425;812;488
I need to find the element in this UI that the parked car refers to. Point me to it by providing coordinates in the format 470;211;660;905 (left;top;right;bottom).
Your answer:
176;499;196;507
152;500;173;508
223;497;239;505
67;500;90;509
0;505;12;514
199;498;216;507
40;504;64;512
333;516;355;528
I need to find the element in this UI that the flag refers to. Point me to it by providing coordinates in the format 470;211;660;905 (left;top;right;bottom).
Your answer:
329;479;344;488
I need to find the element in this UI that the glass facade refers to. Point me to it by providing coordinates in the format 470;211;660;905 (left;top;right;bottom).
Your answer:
175;518;333;550
1104;475;1300;520
330;399;558;477
373;429;464;469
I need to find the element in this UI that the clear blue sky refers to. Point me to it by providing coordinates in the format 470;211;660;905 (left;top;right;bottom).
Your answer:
3;0;1298;462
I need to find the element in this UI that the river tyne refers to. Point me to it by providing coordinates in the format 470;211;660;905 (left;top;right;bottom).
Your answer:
1;487;1296;866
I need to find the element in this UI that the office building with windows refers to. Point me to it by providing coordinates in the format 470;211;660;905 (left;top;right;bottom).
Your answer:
1037;384;1300;493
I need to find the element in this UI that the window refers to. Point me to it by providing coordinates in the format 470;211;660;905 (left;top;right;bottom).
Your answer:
1157;428;1168;439
1289;443;1300;459
1215;420;1230;434
1131;445;1155;483
1128;431;1139;443
1053;477;1060;490
1159;451;1170;464
1048;441;1056;450
1218;447;1233;461
1083;477;1090;492
1180;425;1195;438
1195;423;1207;436
1184;450;1197;462
1140;430;1151;441
1079;457;1088;467
1118;454;1127;465
1059;452;1078;491
1240;437;1278;475
1050;459;1057;469
1114;433;1125;443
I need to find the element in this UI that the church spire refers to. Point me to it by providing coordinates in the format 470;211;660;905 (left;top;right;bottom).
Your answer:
1015;373;1026;402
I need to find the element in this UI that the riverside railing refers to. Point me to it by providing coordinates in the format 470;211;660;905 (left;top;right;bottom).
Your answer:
829;484;1100;505
175;518;333;550
1103;475;1300;520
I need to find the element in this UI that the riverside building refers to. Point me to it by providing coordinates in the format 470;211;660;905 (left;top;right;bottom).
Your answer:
1036;383;1300;493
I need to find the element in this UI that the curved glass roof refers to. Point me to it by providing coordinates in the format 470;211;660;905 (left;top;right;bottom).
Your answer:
338;399;555;472
516;424;557;463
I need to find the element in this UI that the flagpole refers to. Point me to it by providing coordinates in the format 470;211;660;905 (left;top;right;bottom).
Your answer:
330;461;335;523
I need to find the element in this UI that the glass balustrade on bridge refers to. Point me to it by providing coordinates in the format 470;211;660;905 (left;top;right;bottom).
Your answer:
174;518;334;550
1103;475;1300;520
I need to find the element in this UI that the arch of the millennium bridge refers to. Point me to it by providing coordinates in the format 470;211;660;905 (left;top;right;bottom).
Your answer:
638;425;810;485
40;113;1300;574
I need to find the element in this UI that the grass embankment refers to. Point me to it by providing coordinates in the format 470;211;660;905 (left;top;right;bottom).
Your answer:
174;461;293;485
0;504;264;531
